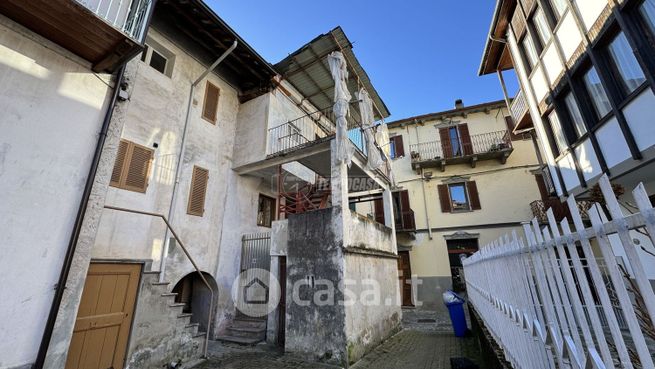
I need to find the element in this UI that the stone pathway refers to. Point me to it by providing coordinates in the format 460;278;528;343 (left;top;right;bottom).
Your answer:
194;308;485;369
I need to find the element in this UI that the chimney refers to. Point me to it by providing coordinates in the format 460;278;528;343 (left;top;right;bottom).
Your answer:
455;99;464;109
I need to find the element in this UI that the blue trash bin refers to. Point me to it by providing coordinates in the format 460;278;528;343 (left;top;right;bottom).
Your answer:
443;290;467;337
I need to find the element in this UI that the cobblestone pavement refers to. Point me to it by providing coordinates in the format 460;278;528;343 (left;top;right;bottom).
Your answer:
194;309;484;369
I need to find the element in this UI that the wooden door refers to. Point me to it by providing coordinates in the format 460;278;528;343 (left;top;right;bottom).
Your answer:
66;263;141;369
397;251;413;307
277;256;287;348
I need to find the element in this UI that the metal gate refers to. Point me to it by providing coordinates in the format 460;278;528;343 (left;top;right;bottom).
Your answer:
236;232;271;318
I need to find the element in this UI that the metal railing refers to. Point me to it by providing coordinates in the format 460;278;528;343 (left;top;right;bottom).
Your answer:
463;174;655;369
409;130;512;162
103;205;213;358
510;89;528;125
77;0;152;41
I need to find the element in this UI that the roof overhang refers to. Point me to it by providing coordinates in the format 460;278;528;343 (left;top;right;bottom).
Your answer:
387;100;507;128
479;0;517;76
153;0;277;100
275;26;391;122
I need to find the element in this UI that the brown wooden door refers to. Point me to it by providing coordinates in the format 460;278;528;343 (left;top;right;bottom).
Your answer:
66;263;141;369
397;251;413;307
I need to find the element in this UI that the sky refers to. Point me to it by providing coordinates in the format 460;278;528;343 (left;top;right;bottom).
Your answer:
206;0;519;122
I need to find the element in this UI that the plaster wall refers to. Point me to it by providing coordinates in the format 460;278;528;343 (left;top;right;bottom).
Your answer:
574;0;608;31
0;16;113;369
622;88;655;152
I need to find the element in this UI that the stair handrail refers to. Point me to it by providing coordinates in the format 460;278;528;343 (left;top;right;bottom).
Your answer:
103;205;213;358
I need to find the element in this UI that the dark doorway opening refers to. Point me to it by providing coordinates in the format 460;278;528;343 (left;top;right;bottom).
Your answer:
446;238;479;292
172;272;218;333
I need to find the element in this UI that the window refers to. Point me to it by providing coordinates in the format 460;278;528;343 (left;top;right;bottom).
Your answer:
607;32;647;95
202;82;220;124
547;111;569;156
521;36;540;70
533;7;552;46
110;139;154;193
390;135;405;159
640;0;655;36
448;127;462;157
141;41;175;77
439;124;473;158
438;181;481;213
550;0;567;19
582;67;612;118
563;92;587;138
187;166;209;217
257;195;275;227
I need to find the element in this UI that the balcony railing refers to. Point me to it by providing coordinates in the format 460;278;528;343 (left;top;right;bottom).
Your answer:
510;90;528;127
409;130;512;169
530;199;592;224
78;0;152;41
396;209;416;231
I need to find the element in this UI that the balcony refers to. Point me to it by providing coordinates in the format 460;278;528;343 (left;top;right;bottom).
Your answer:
396;209;416;232
0;0;152;72
530;198;592;224
409;130;513;171
510;90;532;132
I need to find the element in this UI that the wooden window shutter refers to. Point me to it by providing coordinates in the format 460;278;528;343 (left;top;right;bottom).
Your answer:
373;198;385;224
202;82;220;124
467;181;481;210
187;166;209;216
438;184;452;213
123;144;154;193
399;190;411;212
110;140;128;187
110;139;153;193
393;135;405;157
439;127;452;159
458;124;474;156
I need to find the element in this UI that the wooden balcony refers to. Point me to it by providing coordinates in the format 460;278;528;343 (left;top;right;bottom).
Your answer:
0;0;153;72
395;209;416;232
510;89;533;131
409;130;513;171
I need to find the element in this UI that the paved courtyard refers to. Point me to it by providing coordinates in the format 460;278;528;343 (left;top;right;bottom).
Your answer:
193;308;485;369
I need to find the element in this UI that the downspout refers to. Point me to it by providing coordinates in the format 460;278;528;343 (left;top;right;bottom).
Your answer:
414;125;433;240
34;64;127;369
158;40;238;282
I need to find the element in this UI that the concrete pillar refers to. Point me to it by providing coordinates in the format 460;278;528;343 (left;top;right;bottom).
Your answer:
330;140;350;245
382;185;398;253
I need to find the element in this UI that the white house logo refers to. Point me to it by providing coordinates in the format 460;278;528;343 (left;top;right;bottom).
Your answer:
231;268;280;318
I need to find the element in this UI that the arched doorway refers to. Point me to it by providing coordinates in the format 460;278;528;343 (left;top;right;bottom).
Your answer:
172;272;218;333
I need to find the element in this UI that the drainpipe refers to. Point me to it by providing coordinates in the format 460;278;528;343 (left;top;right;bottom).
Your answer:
158;41;238;282
34;64;127;369
413;125;433;239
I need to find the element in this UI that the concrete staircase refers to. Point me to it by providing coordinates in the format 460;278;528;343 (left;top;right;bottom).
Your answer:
124;270;205;369
216;317;267;345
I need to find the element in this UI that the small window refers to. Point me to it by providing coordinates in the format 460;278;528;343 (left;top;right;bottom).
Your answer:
187;166;209;217
257;195;275;227
547;111;569;156
521;36;540;70
202;82;220;124
141;39;175;77
640;0;655;35
550;0;567;19
438;181;481;213
582;66;612;119
390;135;405;159
563;92;587;139
110;139;154;193
607;32;647;95
449;183;470;211
533;7;552;46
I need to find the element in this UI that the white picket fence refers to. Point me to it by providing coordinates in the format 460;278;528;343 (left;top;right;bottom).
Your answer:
463;174;655;369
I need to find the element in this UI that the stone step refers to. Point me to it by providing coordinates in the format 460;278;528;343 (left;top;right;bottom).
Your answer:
194;331;207;338
215;334;263;345
161;292;177;298
185;323;199;335
229;319;266;329
226;326;266;338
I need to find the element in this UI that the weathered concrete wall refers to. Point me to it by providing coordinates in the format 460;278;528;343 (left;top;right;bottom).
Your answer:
286;209;347;365
0;15;114;369
267;220;288;344
233;93;270;167
343;253;401;364
125;271;202;369
346;210;395;254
